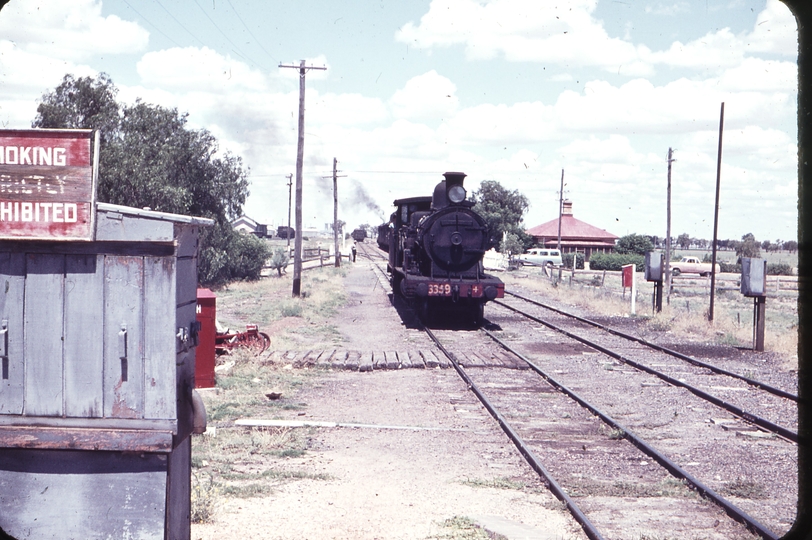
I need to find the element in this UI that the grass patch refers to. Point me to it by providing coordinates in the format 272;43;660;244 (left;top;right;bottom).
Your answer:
426;516;508;540
213;265;348;351
460;476;546;494
719;477;767;499
567;476;695;498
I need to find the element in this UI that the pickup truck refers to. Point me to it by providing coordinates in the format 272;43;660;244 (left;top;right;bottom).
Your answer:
670;256;720;276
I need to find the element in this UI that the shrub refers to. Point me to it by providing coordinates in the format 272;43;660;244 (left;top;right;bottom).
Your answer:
563;252;584;269
589;252;644;272
199;223;272;286
767;262;793;275
719;261;741;274
268;248;290;276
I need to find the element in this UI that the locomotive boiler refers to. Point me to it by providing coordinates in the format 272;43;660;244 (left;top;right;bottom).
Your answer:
384;171;504;326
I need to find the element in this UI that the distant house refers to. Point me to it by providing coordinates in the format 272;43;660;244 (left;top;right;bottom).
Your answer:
525;200;618;261
232;215;268;237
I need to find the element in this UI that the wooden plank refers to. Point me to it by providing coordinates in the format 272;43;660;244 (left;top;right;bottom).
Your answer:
0;425;173;452
316;350;333;368
384;351;399;370
0;240;174;257
422;350;440;369
103;255;144;419
64;254;104;418
398;351;412;369
95;210;175;242
175;257;198;306
165;437;191;539
0;415;176;432
330;350;347;369
144;257;176;421
0;251;24;415
372;351;386;370
359;352;373;372
0;448;168;539
344;351;360;371
23;253;64;417
175;302;197;441
174;223;201;258
408;350;425;369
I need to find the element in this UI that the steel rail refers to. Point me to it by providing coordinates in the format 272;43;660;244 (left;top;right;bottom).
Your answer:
422;325;607;540
495;299;798;443
504;291;798;403
481;327;780;540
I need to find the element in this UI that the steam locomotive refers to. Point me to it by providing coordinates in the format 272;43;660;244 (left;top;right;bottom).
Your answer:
381;171;504;326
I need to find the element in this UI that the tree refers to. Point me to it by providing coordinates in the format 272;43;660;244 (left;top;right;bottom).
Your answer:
736;233;761;259
471;180;532;251
614;233;654;256
33;73;265;286
676;233;691;249
500;232;524;258
784;240;798;253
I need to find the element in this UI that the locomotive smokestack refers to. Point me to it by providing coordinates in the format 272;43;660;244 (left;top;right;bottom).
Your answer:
443;172;466;187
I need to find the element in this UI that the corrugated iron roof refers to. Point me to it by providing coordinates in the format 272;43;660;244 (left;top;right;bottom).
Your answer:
526;214;618;241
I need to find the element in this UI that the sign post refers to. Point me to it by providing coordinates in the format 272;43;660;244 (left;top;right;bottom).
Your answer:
622;263;636;315
0;129;97;241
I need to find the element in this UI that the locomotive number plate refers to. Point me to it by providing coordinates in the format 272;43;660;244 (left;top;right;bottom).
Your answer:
428;283;452;296
427;283;485;297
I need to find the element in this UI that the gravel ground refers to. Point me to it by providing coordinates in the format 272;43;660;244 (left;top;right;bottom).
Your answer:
192;251;799;539
192;255;587;540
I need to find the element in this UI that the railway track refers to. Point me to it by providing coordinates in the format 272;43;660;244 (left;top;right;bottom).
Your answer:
494;292;798;441
355;242;795;537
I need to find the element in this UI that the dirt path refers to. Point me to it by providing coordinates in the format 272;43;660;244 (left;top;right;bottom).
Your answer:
192;256;585;540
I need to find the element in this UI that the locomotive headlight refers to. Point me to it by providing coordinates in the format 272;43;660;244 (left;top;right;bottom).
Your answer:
448;184;466;204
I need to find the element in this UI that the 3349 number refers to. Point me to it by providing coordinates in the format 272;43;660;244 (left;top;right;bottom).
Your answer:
428;283;451;296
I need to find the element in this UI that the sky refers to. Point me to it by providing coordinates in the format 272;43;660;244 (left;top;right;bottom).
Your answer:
0;0;799;243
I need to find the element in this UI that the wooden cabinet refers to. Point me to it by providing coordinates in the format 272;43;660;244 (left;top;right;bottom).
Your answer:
0;203;212;539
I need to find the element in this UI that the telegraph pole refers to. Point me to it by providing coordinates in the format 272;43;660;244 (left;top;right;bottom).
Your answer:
279;60;327;297
557;169;564;252
286;173;292;248
333;158;339;267
665;148;674;305
326;158;347;267
709;102;725;322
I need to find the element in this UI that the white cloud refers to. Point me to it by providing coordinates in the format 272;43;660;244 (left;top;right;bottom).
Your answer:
395;0;652;74
0;0;148;61
389;70;458;121
395;0;795;77
136;47;267;92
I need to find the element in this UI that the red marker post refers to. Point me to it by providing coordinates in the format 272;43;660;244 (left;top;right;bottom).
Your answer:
622;263;636;315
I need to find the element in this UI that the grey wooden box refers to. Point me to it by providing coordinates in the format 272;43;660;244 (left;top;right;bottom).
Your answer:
0;203;213;539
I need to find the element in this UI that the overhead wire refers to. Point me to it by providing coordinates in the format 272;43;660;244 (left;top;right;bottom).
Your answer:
120;0;183;48
154;0;207;48
191;0;271;71
226;0;278;65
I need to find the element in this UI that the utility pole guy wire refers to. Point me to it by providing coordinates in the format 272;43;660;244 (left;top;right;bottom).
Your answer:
279;60;326;297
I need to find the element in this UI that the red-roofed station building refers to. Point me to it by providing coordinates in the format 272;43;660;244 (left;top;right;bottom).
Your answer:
525;200;618;262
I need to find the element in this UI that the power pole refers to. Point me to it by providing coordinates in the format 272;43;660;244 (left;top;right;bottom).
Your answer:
665;148;674;305
286;173;292;248
326;159;347;267
279;60;326;297
333;158;340;267
709;102;725;322
557;169;564;252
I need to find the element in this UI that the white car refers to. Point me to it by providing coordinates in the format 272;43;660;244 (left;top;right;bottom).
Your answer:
518;248;563;268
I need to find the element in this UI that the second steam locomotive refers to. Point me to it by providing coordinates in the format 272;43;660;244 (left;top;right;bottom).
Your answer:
379;171;504;326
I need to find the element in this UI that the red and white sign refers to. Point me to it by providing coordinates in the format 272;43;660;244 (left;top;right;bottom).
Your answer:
0;129;97;241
